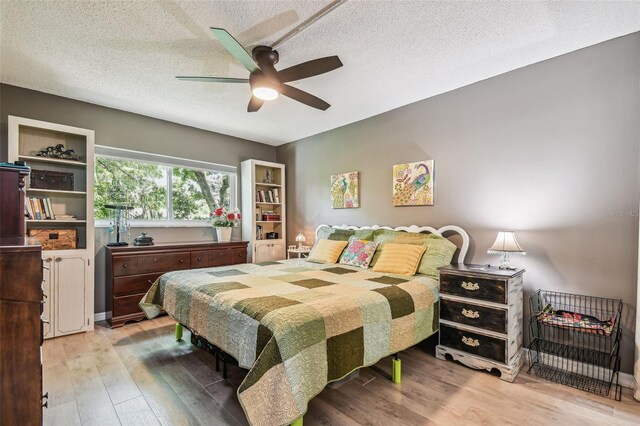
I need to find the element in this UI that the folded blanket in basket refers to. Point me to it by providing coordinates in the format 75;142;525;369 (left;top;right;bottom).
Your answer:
536;304;614;336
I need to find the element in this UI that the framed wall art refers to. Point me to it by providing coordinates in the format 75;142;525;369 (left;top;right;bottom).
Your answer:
392;160;434;206
330;171;359;208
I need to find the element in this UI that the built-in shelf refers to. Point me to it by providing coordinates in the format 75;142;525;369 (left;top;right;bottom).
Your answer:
19;155;87;166
256;202;281;206
255;182;281;188
26;220;87;224
27;188;87;195
256;220;282;223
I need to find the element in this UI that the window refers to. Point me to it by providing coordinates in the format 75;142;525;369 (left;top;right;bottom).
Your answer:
94;146;236;225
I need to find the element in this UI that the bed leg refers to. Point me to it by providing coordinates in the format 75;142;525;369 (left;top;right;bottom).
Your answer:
175;323;183;341
291;416;303;426
392;354;401;384
222;352;228;379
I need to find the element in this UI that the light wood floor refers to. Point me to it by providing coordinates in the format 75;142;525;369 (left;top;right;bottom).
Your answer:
43;315;640;426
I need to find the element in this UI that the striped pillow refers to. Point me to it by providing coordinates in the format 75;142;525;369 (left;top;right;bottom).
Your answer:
372;243;426;276
307;239;348;264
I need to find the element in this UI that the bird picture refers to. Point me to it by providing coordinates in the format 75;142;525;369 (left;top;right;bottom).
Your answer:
331;171;359;208
393;161;434;206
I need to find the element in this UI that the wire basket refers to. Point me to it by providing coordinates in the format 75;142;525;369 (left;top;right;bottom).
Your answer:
527;289;622;400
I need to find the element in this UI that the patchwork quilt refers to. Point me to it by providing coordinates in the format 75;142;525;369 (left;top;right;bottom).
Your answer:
140;259;439;426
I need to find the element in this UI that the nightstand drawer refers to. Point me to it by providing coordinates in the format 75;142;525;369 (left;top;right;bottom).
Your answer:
440;274;506;304
440;298;507;334
440;324;506;364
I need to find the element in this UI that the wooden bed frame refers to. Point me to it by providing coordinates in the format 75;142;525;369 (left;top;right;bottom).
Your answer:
176;224;471;426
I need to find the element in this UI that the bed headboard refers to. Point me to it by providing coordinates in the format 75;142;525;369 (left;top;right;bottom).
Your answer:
315;224;469;264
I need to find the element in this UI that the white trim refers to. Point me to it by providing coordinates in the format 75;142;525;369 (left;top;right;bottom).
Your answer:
315;224;470;264
94;311;112;321
95;219;211;228
95;145;236;174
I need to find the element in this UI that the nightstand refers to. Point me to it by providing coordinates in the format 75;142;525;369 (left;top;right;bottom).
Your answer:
436;264;525;382
287;246;311;259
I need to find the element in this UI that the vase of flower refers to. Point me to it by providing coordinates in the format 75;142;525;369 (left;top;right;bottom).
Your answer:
210;207;241;242
215;227;232;242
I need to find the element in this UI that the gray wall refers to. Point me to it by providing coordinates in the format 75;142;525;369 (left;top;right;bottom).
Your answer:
0;84;276;313
277;33;640;373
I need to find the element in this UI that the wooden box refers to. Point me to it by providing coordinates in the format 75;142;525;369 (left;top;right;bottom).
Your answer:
28;229;77;250
30;169;74;191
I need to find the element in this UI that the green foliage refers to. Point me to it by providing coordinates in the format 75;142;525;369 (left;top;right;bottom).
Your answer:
95;158;231;221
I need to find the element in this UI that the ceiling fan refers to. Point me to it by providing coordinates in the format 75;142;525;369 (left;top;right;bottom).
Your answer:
176;27;343;112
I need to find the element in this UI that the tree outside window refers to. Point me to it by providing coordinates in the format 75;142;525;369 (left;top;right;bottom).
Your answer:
95;157;232;222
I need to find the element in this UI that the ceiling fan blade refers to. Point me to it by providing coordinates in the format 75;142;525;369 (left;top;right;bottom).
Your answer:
280;84;330;110
248;96;264;112
176;76;249;83
277;56;343;83
210;27;260;73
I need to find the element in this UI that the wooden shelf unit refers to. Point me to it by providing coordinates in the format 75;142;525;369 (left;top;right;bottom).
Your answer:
8;116;95;338
241;160;286;263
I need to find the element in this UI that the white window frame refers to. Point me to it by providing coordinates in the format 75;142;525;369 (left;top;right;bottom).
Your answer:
95;146;237;228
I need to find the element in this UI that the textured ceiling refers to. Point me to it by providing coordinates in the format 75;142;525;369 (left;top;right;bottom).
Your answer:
1;1;639;146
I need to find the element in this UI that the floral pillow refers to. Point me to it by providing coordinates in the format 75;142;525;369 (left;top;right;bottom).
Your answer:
339;238;379;268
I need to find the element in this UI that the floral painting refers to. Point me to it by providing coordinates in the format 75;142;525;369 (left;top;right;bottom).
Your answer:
393;160;434;206
331;171;359;208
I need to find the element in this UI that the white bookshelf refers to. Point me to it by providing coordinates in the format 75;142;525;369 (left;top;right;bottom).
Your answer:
8;116;95;338
241;159;286;263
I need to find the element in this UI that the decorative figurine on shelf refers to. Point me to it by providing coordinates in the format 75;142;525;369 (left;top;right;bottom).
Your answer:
263;169;273;184
106;204;133;247
36;143;80;161
133;232;154;246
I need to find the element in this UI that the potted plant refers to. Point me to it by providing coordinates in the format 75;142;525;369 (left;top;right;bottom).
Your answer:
210;207;241;242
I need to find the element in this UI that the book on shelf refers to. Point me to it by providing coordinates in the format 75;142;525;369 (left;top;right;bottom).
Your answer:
24;196;70;220
273;188;280;203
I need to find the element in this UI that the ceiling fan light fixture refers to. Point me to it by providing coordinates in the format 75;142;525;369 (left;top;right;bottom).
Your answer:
252;86;279;101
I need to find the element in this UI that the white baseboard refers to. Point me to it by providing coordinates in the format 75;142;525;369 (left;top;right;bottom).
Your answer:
94;311;112;322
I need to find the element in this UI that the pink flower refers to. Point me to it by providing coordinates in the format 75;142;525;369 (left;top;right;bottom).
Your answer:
237;213;241;220
349;240;364;253
215;208;223;216
227;213;235;221
357;252;369;262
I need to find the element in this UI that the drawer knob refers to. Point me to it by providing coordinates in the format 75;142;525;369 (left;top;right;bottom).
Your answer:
462;336;480;347
153;258;157;262
197;257;202;261
461;281;479;291
179;259;184;263
123;264;128;268
461;308;479;319
45;257;53;263
219;253;224;256
55;257;62;262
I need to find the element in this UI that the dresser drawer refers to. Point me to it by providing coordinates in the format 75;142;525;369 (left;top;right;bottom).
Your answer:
172;252;191;270
191;251;208;268
113;293;146;317
440;298;507;334
113;273;162;297
231;248;247;264
440;324;506;364
138;253;172;274
113;256;138;276
440;274;506;304
208;249;232;266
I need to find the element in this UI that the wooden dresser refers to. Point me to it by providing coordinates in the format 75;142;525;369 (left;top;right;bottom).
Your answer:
106;241;248;328
0;238;45;425
436;264;525;382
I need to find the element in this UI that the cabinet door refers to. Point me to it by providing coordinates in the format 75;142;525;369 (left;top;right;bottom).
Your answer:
269;241;286;261
42;256;54;339
254;243;270;263
54;255;89;336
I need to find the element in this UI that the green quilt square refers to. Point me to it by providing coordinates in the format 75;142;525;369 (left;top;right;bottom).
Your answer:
207;269;247;277
322;266;358;275
367;276;409;285
291;278;334;289
373;285;415;319
326;327;365;381
196;281;248;298
233;295;300;321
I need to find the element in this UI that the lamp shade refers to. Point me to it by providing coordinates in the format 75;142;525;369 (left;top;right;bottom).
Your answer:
487;231;525;255
295;233;306;243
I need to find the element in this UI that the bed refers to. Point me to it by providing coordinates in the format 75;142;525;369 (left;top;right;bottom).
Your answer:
140;224;469;426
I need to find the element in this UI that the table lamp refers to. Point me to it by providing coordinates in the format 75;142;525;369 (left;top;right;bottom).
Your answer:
295;233;306;248
487;231;525;270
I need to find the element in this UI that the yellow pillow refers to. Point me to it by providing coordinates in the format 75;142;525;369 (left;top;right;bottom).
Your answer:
372;243;426;276
307;239;348;264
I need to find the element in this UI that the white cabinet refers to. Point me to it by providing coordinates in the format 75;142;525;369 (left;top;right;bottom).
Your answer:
9;116;95;339
254;240;286;263
42;252;92;339
241;159;286;263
